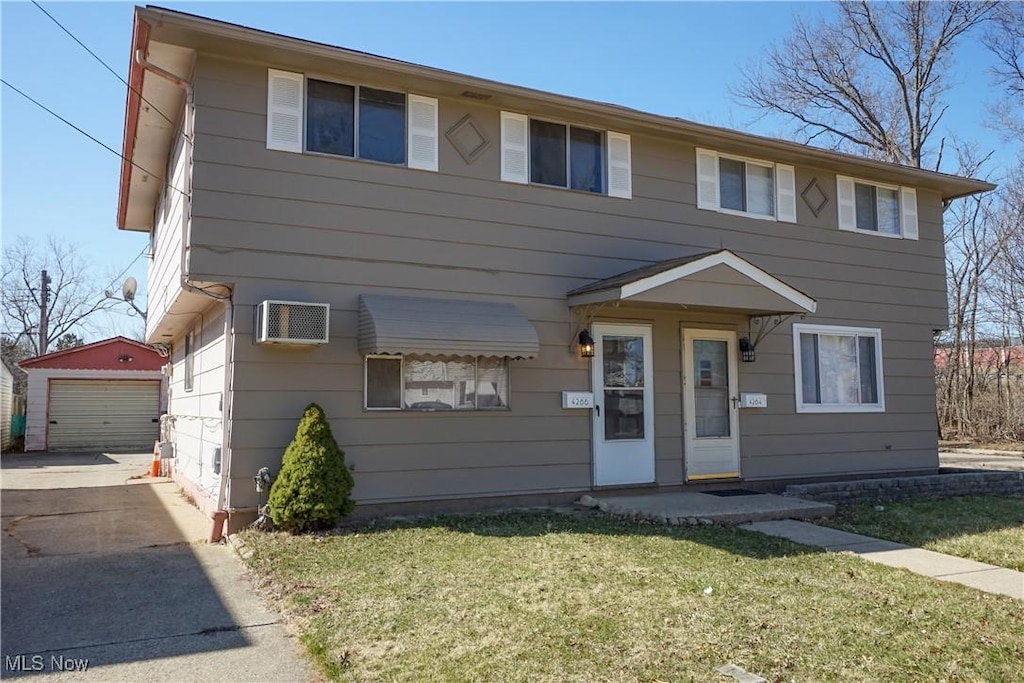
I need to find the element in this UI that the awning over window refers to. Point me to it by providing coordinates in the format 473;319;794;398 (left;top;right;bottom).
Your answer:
358;295;540;359
567;249;817;315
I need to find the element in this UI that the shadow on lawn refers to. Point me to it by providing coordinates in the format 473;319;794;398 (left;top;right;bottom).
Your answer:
334;508;825;560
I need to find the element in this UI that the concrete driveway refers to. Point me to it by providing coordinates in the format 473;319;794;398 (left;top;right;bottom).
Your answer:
1;452;312;681
940;448;1024;471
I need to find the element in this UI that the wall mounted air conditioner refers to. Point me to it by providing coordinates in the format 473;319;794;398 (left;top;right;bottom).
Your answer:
254;300;330;345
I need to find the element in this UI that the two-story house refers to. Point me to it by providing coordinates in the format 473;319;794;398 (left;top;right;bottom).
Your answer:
118;7;993;533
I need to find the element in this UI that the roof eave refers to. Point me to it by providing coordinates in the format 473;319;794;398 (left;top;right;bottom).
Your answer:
116;13;150;232
139;6;995;201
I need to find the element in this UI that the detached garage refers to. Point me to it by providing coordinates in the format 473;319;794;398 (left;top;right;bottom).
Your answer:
23;337;166;452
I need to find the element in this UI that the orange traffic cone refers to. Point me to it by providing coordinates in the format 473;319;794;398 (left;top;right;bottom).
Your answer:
151;449;161;477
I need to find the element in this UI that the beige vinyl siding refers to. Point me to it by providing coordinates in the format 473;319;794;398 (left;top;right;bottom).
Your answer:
146;111;191;343
188;55;945;508
167;304;227;507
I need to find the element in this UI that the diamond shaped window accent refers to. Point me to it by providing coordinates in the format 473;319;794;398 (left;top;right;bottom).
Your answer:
801;178;829;217
445;114;490;165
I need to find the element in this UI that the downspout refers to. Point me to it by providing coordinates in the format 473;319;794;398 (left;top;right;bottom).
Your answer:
136;48;235;540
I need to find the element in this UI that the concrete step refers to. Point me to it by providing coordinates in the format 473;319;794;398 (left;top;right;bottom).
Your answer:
580;491;835;526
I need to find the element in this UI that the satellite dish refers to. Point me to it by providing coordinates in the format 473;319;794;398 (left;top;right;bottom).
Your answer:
122;277;138;302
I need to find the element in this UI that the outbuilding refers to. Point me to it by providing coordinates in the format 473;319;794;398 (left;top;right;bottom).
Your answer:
1;358;17;451
23;337;166;452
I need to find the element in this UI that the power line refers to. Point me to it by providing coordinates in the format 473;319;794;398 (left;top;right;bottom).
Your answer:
31;0;179;132
0;78;188;200
102;245;149;296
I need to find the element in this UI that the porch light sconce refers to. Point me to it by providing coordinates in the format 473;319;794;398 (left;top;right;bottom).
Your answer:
578;329;595;358
118;354;134;363
739;337;755;363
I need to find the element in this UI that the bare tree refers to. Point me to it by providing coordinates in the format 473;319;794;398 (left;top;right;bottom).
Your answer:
734;1;994;169
985;2;1024;142
1;236;113;355
938;153;1024;441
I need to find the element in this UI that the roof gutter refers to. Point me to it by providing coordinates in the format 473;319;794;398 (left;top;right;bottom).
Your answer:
116;16;149;231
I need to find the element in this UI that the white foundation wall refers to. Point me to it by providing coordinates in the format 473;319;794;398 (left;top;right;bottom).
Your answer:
167;304;228;510
25;369;167;452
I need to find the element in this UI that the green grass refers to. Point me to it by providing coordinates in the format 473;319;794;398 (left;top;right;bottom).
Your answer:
241;511;1024;682
823;495;1024;571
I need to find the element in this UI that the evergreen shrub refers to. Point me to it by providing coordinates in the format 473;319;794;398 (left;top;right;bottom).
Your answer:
268;403;354;532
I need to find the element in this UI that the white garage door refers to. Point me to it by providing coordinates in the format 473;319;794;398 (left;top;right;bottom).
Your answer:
48;380;161;451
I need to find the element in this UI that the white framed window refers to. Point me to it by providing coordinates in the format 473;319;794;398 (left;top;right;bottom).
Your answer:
184;329;195;393
365;354;510;411
266;69;438;171
305;79;409;164
793;324;884;413
696;149;797;222
836;176;918;240
501;111;631;198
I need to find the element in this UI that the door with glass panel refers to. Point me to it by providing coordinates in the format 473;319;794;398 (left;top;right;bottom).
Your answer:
591;323;655;486
683;328;740;480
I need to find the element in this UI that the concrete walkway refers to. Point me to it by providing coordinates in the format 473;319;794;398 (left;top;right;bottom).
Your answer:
742;519;1024;601
1;452;312;681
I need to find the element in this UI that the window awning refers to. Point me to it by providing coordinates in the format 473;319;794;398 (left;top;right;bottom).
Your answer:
567;249;817;315
358;295;540;359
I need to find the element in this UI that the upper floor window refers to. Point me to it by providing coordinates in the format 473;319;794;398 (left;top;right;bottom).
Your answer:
266;69;438;171
837;176;918;240
793;323;884;413
501;111;632;199
529;120;604;193
696;149;797;222
306;80;406;164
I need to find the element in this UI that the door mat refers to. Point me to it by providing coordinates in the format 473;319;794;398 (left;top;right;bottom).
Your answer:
702;489;764;497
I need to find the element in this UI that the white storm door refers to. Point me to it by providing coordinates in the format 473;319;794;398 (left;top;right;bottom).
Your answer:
683;328;740;480
592;323;655;486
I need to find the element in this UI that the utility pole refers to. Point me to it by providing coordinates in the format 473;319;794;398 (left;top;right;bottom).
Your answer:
39;269;51;354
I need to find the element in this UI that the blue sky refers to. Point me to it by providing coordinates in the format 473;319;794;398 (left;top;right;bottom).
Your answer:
0;1;1012;341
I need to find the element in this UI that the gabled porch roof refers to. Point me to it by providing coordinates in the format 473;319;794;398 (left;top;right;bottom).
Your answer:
567;249;817;315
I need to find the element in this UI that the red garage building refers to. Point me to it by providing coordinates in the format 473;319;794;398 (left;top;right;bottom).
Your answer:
23;337;166;452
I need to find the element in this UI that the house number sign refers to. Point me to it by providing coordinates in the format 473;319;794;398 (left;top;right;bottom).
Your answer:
561;391;595;409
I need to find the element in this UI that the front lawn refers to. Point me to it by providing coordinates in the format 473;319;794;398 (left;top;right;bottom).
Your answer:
823;495;1024;571
241;511;1024;682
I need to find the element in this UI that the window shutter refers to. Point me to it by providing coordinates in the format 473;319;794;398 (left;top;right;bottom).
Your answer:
775;164;797;222
695;149;719;210
900;187;918;240
407;94;439;172
266;69;304;153
836;176;856;231
500;111;529;184
606;132;632;199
